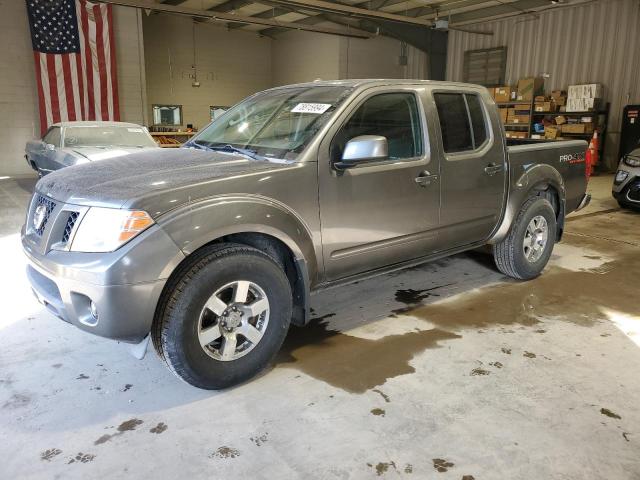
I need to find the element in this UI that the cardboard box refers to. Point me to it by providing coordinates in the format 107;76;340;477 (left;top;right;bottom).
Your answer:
555;115;567;125
517;77;545;101
561;123;594;134
553;96;567;107
534;96;547;103
499;108;508;123
566;97;599;112
568;83;603;99
494;86;514;103
535;102;555;112
551;90;566;99
506;131;528;139
510;115;531;124
545;126;560;139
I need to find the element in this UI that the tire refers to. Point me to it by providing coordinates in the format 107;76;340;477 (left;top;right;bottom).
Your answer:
618;199;640;212
493;197;557;280
152;243;292;389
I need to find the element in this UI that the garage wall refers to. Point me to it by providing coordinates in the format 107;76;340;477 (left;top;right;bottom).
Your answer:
0;4;145;176
143;14;272;130
272;31;428;86
446;0;640;169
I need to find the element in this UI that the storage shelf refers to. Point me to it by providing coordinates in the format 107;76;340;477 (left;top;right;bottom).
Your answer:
496;101;533;106
150;131;196;136
504;123;529;128
532;110;608;115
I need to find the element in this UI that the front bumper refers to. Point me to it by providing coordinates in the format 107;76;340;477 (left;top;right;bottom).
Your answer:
612;163;640;205
22;224;185;343
575;193;591;211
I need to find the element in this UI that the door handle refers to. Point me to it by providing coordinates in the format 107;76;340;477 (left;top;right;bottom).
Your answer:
415;171;438;187
484;163;504;176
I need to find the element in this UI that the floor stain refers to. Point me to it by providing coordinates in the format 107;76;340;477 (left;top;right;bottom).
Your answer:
210;446;240;459
470;368;490;376
404;464;413;474
67;452;95;464
395;283;456;305
95;418;144;445
121;384;133;392
600;408;621;420
76;374;89;380
489;361;503;369
367;461;396;476
250;433;268;446
501;348;512;355
523;351;537;358
2;393;30;409
462;476;476;480
433;458;454;472
150;422;167;434
622;432;631;442
51;363;62;369
40;448;62;461
278;321;460;393
372;389;390;403
370;408;385;417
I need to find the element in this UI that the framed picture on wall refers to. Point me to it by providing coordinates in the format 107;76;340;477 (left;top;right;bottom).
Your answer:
153;105;183;126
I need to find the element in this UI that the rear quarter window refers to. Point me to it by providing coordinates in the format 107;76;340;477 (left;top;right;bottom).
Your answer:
434;92;488;153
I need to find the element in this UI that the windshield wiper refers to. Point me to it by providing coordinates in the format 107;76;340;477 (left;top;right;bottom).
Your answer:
207;144;263;161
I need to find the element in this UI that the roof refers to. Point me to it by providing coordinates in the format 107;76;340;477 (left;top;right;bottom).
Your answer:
51;121;144;128
268;78;485;90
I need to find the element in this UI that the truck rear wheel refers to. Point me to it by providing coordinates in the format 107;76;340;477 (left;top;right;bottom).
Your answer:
153;243;292;389
493;197;557;280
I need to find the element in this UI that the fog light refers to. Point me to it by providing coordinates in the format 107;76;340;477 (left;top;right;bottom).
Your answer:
90;301;99;320
615;170;629;184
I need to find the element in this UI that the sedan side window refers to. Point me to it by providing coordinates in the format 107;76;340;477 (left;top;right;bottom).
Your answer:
43;127;61;147
332;92;423;161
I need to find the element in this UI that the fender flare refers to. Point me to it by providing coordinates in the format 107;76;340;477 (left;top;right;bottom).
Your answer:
489;164;566;244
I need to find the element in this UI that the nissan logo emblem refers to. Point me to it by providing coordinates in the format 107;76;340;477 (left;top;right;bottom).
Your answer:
33;204;47;230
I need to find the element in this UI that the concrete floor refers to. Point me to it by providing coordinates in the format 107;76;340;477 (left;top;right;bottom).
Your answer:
1;174;639;480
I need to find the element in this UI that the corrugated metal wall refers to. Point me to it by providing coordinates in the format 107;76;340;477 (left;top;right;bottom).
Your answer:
446;0;640;168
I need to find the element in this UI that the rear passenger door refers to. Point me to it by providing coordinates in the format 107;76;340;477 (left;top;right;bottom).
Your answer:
432;90;507;247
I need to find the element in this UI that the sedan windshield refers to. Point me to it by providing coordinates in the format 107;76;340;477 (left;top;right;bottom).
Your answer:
63;126;157;148
191;85;354;160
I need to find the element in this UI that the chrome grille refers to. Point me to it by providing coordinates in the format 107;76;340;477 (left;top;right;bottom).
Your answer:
33;195;57;236
61;211;79;244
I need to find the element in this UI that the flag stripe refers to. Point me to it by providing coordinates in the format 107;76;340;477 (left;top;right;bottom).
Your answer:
80;0;96;120
33;52;48;136
70;54;82;120
61;54;76;121
55;55;68;122
46;55;60;124
39;54;53;128
107;4;120;120
94;4;109;120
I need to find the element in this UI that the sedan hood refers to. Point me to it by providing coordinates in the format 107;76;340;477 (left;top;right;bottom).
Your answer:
69;146;156;161
36;148;296;214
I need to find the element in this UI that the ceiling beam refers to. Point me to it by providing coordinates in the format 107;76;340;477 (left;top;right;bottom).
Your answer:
258;0;434;26
95;0;373;37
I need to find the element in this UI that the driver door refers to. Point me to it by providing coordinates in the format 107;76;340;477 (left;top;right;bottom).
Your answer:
318;87;441;282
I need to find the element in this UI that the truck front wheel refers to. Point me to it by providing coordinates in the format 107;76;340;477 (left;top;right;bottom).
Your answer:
153;244;292;389
493;197;557;280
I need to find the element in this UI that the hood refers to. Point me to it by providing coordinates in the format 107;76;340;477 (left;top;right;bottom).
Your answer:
36;148;296;214
69;146;156;161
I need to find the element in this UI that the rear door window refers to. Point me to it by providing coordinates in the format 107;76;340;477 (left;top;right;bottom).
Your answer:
434;93;488;153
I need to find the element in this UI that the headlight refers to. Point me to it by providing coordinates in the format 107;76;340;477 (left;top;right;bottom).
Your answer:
615;170;629;183
624;155;640;167
70;208;154;252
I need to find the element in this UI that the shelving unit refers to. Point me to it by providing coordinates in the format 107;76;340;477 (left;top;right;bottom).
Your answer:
149;131;196;148
531;104;610;158
497;100;534;139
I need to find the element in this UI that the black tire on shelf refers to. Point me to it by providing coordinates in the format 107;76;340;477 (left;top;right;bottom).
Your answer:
493;196;557;280
152;243;292;389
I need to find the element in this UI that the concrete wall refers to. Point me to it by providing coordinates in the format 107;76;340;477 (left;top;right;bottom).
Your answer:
446;0;640;169
143;14;272;130
0;4;145;176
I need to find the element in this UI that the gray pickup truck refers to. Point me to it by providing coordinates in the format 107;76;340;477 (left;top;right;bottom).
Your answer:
22;80;591;389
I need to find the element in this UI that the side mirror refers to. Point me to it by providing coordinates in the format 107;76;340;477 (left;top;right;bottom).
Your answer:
334;135;388;170
45;143;56;151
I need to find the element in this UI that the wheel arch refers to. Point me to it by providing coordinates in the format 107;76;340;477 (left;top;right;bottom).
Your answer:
489;163;566;244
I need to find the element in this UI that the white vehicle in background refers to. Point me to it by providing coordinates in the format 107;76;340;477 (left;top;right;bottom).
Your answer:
613;145;640;211
25;121;159;177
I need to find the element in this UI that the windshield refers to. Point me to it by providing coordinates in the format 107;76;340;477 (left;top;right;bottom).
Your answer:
63;126;157;148
191;85;354;160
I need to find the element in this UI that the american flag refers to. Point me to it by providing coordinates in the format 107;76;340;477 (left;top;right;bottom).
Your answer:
26;0;120;135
